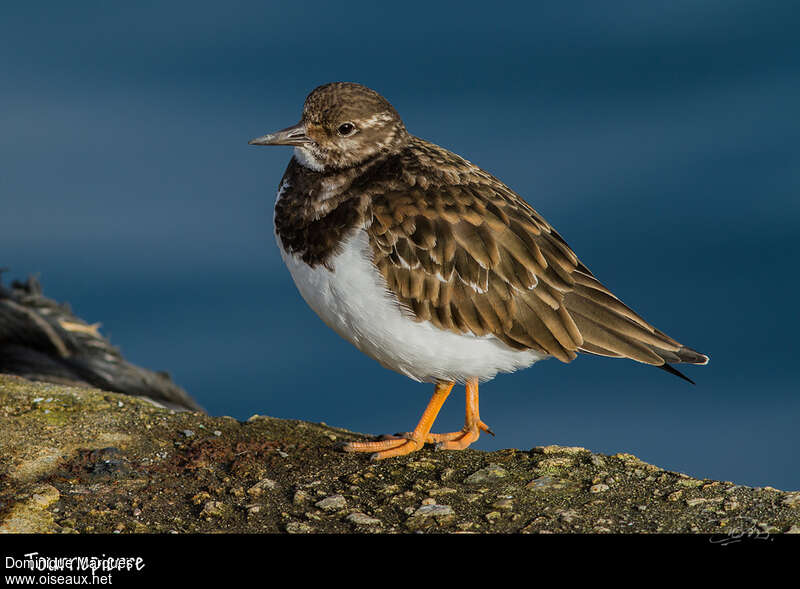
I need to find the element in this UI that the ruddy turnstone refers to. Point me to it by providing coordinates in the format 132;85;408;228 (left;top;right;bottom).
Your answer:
249;82;709;460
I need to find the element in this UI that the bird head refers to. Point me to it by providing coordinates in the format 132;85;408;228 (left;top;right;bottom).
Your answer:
249;82;409;171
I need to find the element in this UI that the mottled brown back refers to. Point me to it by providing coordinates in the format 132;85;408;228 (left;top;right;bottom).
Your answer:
364;137;708;368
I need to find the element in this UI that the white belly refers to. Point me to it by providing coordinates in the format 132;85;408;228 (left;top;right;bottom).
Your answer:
277;227;547;384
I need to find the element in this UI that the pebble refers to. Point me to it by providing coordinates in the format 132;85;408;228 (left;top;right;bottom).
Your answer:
685;498;707;507
200;501;227;519
247;478;278;498
782;493;800;509
428;487;457;496
181;430;195;438
346;513;382;526
315;494;347;512
485;511;501;523
787;525;800;534
589;484;609;494
191;492;211;505
492;498;514;511
286;522;314;534
533;445;588;455
464;464;507;485
557;509;579;523
537;457;574;469
405;504;455;529
526;476;577;492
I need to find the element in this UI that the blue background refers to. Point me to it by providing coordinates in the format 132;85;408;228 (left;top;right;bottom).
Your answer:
2;2;798;489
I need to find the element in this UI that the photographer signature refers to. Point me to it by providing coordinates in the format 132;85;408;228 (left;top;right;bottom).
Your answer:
709;516;773;546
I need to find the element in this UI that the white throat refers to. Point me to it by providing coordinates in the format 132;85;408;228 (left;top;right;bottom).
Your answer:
293;147;325;172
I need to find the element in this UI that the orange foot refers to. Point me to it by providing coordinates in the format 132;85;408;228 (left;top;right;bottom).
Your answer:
343;378;493;460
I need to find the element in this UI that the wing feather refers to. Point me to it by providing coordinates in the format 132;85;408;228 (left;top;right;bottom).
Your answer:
365;138;708;373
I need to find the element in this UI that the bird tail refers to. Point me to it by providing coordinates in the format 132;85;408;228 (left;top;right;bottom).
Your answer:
564;270;709;383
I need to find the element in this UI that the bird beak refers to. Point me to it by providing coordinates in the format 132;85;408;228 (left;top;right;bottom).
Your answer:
248;122;311;146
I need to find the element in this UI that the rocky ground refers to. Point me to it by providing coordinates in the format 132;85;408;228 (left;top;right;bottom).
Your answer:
1;373;798;535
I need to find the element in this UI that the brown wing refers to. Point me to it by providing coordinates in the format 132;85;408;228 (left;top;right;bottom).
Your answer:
366;139;708;369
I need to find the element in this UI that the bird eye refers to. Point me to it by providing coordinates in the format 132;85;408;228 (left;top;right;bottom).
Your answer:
337;122;357;136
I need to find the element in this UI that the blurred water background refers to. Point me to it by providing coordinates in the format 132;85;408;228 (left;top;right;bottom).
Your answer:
2;1;798;489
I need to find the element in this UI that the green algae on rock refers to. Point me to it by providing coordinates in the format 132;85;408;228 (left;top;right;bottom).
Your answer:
0;373;798;535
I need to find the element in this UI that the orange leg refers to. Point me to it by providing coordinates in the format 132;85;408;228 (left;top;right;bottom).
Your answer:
343;378;495;460
427;378;494;449
343;381;454;460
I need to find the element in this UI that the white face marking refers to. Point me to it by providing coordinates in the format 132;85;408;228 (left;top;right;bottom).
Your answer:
356;111;395;129
276;229;547;383
293;147;325;171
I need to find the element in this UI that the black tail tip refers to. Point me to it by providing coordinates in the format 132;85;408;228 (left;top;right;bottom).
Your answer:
658;363;696;385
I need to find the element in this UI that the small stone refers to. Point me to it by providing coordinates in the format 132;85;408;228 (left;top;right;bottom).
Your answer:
346;513;382;527
685;498;707;507
758;523;781;534
181;430;195;438
537;457;574;469
213;430;222;437
247;478;278;497
286;522;314;534
440;468;456;482
590;484;609;494
421;497;436;506
590;455;606;468
29;485;60;508
782;493;800;509
485;511;502;523
526;475;578;492
315;494;347;512
786;525;800;534
428;487;457;496
200;501;228;519
558;509;579;523
457;522;477;531
293;490;309;505
191;492;211;505
533;445;589;455
667;491;683;502
723;500;740;511
406;504;455;529
464;464;507;485
676;478;704;488
247;505;261;515
492;498;514;511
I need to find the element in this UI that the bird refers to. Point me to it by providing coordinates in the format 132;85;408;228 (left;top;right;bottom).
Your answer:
0;272;201;411
248;82;709;460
